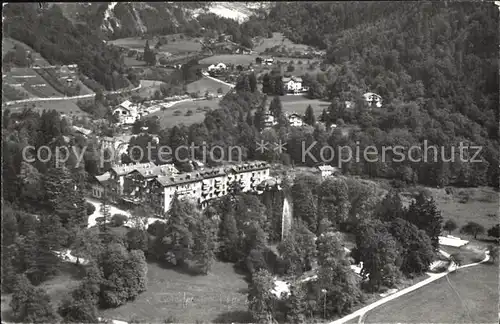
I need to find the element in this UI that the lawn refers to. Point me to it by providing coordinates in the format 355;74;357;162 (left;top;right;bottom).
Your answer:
2;37;51;67
149;98;220;128
137;79;168;99
110;35;202;55
364;264;498;323
278;96;330;116
427;186;499;234
7;99;89;116
1;262;84;322
99;261;251;323
200;54;259;66
186;77;232;95
253;32;311;54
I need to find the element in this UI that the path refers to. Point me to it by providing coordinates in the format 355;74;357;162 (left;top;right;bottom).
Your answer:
4;83;143;106
202;73;235;88
330;250;491;324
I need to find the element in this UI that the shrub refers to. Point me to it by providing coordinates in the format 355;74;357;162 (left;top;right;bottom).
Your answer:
173;110;182;116
185;110;193;116
111;214;129;227
85;202;96;216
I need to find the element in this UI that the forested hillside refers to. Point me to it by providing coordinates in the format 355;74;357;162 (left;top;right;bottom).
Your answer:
2;4;136;91
265;1;499;187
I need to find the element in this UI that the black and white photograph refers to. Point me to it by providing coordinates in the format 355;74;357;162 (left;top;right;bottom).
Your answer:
1;2;499;323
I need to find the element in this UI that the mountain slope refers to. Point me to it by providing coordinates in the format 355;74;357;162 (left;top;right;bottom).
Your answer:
2;3;136;91
53;2;273;39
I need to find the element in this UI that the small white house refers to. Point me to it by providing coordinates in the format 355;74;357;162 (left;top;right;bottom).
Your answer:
283;76;303;93
287;113;304;127
113;100;139;125
363;92;383;108
264;58;274;65
263;112;277;128
317;165;339;179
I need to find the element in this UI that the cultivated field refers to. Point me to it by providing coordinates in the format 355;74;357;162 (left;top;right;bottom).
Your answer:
149;99;220;128
2;37;51;67
7;99;89;116
199;54;266;66
277;95;330;115
427;186;498;233
186;77;232;95
1;263;84;322
110;35;202;55
253;32;311;54
99;261;251;323
137;79;168;99
364;264;498;323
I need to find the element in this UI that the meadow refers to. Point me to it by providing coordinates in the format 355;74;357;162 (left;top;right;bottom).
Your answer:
363;264;498;323
149;98;220;128
253;32;311;54
186;76;232;95
278;95;330;115
7;99;89;116
110;35;202;55
99;261;251;323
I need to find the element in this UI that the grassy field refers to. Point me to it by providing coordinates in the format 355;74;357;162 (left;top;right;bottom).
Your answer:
149;98;220;128
99;261;251;323
2;38;51;67
7;99;89;116
1;263;84;322
186;77;232;95
253;32;311;54
277;95;330;115
137;79;168;99
364;264;498;323
110;35;202;55
426;186;498;234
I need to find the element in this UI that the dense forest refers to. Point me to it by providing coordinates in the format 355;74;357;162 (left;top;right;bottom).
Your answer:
2;4;137;91
263;1;499;187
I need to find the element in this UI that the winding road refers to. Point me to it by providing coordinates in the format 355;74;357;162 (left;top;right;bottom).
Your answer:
329;250;491;324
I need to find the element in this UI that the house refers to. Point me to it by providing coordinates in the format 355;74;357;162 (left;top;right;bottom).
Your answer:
147;161;271;214
113;100;140;125
264;58;274;65
263;112;277;128
362;92;383;108
287;113;304;127
90;172;112;199
72;125;92;137
122;164;179;203
282;76;303;93
109;162;157;195
317;165;340;179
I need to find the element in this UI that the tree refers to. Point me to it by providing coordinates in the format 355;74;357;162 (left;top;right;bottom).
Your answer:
487;224;499;239
488;245;498;264
460;221;485;239
303;105;316;126
219;211;240;262
162;195;197;265
193;215;217;274
58;296;99;323
126;228;149;254
317;178;350;230
373;190;405;223
405;192;443;249
10;275;59;323
256;57;263;65
284;282;307;323
291;180;318;233
354;220;400;290
247;269;276;323
249;73;258;92
443;219;458;235
388;219;435;275
99;243;148;308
